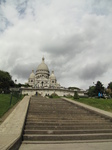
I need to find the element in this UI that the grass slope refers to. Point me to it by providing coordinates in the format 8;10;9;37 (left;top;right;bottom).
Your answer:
0;94;22;118
74;98;112;113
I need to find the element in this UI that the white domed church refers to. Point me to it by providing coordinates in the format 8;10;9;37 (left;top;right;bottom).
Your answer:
28;57;60;88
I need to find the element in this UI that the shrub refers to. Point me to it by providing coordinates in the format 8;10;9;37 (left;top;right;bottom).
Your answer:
74;91;79;99
49;93;60;98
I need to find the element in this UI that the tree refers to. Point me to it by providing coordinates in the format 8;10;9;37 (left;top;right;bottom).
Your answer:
107;82;112;92
107;82;112;97
68;87;80;90
94;81;104;96
88;86;95;97
0;70;14;93
87;81;105;97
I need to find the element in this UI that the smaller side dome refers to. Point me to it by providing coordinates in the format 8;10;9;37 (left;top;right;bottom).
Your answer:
50;71;56;80
29;70;35;78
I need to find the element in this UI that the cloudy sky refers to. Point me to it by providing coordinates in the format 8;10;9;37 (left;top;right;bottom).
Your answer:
0;0;112;89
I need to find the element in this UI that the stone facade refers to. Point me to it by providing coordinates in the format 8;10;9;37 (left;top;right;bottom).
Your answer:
21;87;85;97
28;57;60;88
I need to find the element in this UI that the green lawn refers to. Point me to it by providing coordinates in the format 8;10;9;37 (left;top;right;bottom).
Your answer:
74;98;112;113
0;94;23;118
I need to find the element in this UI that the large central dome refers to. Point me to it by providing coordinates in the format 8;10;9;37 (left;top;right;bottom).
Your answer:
35;57;50;79
37;57;49;71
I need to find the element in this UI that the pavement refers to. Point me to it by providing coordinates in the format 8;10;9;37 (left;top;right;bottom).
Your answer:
63;97;112;120
19;142;112;150
0;96;30;150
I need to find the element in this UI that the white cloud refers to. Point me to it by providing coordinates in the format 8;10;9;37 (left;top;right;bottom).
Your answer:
0;0;112;89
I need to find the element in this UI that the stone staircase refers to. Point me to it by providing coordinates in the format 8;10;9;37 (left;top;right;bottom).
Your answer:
22;96;112;143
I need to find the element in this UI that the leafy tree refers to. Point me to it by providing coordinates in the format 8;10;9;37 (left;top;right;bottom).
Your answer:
14;83;30;88
68;87;80;90
107;82;112;92
88;86;95;97
107;82;112;97
94;81;104;96
87;81;105;97
0;70;14;93
49;93;60;98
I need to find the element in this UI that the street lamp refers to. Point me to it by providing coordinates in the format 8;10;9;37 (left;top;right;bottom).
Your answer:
15;79;17;87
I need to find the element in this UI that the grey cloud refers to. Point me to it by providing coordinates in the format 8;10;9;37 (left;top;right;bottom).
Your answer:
0;0;112;89
42;32;91;60
16;0;28;15
0;11;13;32
91;0;112;15
0;0;6;4
11;62;38;80
78;62;109;80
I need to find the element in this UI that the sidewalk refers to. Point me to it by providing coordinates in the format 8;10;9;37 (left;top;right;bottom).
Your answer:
19;142;112;150
63;97;112;120
0;96;30;150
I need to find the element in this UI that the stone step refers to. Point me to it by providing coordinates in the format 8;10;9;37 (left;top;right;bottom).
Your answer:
27;114;101;117
22;139;112;144
28;113;93;115
26;120;108;124
26;117;105;121
25;122;111;126
22;96;112;143
28;106;86;109
29;102;67;104
24;129;112;134
28;107;84;110
24;125;112;130
26;117;107;121
23;133;112;141
29;103;70;105
28;111;90;113
27;118;103;121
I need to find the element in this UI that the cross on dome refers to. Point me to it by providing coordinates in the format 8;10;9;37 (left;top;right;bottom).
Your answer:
42;57;45;62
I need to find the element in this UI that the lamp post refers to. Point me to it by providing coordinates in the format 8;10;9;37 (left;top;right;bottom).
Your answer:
15;79;17;87
10;79;17;105
10;90;13;105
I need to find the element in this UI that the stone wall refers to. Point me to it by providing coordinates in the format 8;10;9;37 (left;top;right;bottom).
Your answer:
21;88;85;97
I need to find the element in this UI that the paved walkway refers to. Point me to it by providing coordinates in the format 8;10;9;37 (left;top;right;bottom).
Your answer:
0;96;30;150
63;98;112;119
19;142;112;150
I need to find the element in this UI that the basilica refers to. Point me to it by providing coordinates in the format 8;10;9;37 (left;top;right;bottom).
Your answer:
28;57;61;88
22;57;85;97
